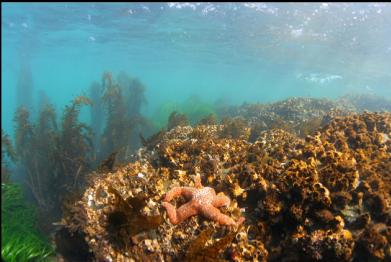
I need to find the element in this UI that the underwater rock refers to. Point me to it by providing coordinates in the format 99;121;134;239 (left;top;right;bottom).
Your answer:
297;228;355;261
222;97;356;138
58;112;390;261
357;223;390;260
220;117;250;140
338;94;391;112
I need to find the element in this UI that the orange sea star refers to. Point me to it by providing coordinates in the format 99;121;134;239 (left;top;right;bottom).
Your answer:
162;175;245;226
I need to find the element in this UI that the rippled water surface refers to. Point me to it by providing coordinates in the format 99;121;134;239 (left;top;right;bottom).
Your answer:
2;3;391;133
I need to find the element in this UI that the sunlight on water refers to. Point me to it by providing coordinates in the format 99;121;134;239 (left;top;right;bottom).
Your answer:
1;3;391;261
2;3;391;136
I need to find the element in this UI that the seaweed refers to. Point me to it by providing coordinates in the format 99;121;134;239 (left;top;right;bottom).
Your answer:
297;117;324;138
37;90;50;113
101;73;130;162
96;152;118;173
248;122;266;143
16;62;34;113
106;186;163;250
1;183;54;262
167;111;189;130
13;107;34;169
117;71;147;118
89;81;105;157
12;98;94;233
140;129;166;150
13;105;56;231
267;116;295;133
220;117;248;139
29;103;58;214
13;106;40;203
1;130;16;183
100;72;149;162
184;228;214;261
118;72;149;151
197;113;217;126
152;96;217;129
184;227;238;262
56;96;93;192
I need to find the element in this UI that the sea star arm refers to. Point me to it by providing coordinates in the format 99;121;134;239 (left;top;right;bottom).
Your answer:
164;187;195;202
199;205;245;226
212;193;231;208
162;201;198;225
194;174;202;188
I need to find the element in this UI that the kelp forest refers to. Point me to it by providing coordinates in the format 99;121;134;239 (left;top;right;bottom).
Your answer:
1;70;155;261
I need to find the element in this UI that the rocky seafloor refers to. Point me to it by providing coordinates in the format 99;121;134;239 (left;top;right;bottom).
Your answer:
219;96;391;139
56;111;391;262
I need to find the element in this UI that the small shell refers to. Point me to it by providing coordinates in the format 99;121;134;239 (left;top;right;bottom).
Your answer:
232;184;245;197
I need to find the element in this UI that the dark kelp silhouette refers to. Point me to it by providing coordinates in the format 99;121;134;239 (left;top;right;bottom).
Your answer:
12;97;93;233
56;96;94;192
167;111;189;130
1;130;16;183
100;72;132;162
197;113;217;126
89;81;105;157
16;62;34;113
100;72;149;163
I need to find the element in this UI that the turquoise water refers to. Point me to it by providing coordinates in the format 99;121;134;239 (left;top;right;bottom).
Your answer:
2;2;391;135
2;4;391;261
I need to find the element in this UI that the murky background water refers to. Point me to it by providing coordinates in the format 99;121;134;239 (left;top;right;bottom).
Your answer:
3;3;391;135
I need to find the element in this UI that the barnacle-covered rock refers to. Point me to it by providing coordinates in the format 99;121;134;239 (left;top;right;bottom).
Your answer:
57;112;390;261
297;228;355;261
221;97;355;137
357;223;390;260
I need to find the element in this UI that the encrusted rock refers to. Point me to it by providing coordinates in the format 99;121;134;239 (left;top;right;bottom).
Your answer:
57;112;391;261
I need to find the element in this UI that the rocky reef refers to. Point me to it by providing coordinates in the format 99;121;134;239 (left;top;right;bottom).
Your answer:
338;94;391;113
220;97;355;138
56;112;390;261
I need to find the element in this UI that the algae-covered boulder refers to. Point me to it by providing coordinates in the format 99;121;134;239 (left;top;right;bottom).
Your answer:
56;112;391;261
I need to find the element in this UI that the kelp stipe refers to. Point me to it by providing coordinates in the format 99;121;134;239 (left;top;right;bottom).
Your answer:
89;81;105;159
100;72;131;162
57;95;94;191
100;72;149;162
1;130;16;183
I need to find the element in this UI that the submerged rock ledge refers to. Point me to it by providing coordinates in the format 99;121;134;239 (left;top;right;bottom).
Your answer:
57;112;390;262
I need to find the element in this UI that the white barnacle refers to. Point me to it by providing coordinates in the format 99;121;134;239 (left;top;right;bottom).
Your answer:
87;193;95;207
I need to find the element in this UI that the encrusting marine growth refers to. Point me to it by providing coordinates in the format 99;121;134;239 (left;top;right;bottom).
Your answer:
162;174;245;226
56;110;390;261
